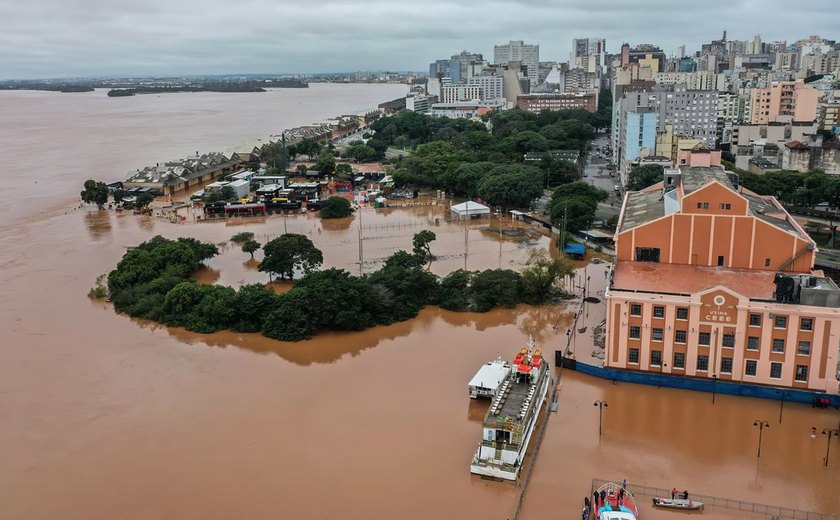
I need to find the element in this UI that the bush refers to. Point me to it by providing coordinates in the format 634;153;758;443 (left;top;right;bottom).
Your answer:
468;269;524;312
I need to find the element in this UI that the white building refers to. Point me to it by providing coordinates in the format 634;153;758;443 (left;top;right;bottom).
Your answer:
441;84;483;103
494;40;539;86
406;92;434;113
468;75;505;101
450;200;491;220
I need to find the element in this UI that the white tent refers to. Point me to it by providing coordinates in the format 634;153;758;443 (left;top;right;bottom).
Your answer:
451;200;491;220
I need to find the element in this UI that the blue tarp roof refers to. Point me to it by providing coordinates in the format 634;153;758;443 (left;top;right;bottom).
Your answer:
564;243;585;255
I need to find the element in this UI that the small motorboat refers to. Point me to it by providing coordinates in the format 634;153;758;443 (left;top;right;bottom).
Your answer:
652;497;704;511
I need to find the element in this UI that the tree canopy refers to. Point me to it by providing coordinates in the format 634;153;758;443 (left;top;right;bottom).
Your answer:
550;181;608;232
627;164;664;191
81;179;109;208
259;234;323;280
319;196;353;219
103;231;564;342
368;108;599;207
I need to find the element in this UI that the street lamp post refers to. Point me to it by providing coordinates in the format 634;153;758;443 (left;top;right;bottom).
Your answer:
594;400;608;440
822;428;840;467
712;374;719;404
753;420;770;458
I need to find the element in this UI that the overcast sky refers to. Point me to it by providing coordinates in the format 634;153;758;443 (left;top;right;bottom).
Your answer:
1;0;837;79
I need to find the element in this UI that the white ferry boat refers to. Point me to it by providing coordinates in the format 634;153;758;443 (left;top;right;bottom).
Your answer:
469;337;551;481
468;357;512;399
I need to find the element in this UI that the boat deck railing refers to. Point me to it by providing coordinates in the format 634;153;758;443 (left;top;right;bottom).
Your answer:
591;478;840;520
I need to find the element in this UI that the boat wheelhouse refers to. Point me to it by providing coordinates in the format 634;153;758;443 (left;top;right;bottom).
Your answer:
468;357;512;399
470;338;550;481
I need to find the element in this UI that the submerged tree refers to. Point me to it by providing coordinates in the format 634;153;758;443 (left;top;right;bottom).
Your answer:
412;230;437;264
242;239;261;259
80;179;109;209
259;234;323;280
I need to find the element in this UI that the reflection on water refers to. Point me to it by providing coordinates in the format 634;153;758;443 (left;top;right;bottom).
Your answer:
467;398;489;423
320;215;353;231
150;305;568;367
83;210;111;240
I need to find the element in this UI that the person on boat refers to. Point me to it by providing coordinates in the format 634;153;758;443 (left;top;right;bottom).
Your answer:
593;491;599;508
683;490;689;500
671;488;677;499
600;489;606;505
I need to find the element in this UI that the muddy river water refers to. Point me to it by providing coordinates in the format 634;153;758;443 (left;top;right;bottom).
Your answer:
1;88;838;519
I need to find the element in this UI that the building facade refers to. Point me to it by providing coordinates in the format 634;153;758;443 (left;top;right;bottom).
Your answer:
515;91;598;113
494;40;539;86
606;156;840;395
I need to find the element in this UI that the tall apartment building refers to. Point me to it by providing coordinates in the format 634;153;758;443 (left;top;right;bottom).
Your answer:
571;37;607;74
467;75;504;102
606;152;840;395
749;81;819;124
614;85;719;174
428;59;450;78
622;108;658;164
494;40;539;86
449;51;485;84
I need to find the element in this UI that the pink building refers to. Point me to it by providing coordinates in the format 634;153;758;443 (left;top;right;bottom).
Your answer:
750;80;819;124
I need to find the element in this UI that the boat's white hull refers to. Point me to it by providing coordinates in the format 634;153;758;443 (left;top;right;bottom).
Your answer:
470;370;550;481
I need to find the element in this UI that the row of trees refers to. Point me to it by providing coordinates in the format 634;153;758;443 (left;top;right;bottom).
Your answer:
365;106;609;230
106;233;575;342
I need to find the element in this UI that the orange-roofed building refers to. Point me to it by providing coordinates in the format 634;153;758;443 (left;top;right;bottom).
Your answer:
605;163;840;396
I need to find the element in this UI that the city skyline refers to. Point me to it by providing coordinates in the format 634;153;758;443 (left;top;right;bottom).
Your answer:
2;0;839;79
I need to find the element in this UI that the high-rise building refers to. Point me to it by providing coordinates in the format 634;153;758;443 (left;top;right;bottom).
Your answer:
494;40;539;86
748;80;819;124
449;51;484;84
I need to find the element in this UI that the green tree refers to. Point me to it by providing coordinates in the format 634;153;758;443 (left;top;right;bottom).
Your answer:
295;164;309;175
437;270;472;311
342;142;378;163
521;249;575;303
627;164;664;191
135;192;155;209
315;150;336;176
412;230;436;263
476;166;544;210
242;239;261;259
319;196;353;219
230;231;255;244
81;179;109;209
262;290;316;341
233;284;278;333
335;163;353;177
297;138;322;159
550;181;608;232
259;234;324;280
468;269;524;312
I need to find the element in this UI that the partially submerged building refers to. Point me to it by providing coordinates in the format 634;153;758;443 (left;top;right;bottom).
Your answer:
606;151;840;395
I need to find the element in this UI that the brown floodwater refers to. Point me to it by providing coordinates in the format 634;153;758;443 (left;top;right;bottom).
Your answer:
1;90;839;520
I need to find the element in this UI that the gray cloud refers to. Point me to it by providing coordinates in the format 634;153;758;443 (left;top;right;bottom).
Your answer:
0;0;837;79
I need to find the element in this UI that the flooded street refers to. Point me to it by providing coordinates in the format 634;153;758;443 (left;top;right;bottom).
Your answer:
1;89;839;519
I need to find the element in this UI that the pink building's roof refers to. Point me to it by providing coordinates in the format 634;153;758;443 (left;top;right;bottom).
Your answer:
612;261;777;299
